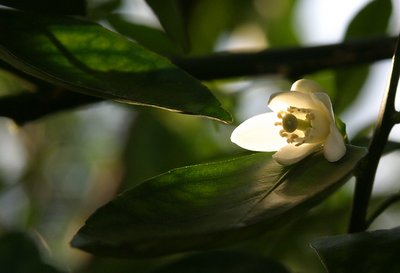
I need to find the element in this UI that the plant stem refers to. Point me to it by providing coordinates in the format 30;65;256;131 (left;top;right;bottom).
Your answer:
348;35;400;233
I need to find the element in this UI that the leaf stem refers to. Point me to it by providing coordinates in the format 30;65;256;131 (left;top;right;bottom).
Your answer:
348;34;400;233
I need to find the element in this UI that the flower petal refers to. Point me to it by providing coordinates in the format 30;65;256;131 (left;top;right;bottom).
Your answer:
312;92;335;120
291;79;325;93
272;143;321;165
268;91;321;113
230;112;288;152
324;126;346;162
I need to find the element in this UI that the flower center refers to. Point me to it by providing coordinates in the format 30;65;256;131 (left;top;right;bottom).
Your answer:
275;107;314;146
282;114;297;133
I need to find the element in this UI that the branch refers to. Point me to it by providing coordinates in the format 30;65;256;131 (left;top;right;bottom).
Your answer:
173;36;397;80
348;35;400;233
0;36;396;124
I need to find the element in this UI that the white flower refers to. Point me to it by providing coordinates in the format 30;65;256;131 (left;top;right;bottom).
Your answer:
230;79;346;165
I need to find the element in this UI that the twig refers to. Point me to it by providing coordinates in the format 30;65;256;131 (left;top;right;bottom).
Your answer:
173;36;396;80
348;34;400;233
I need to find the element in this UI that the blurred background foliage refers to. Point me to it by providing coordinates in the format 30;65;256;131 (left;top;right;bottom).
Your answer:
0;0;398;272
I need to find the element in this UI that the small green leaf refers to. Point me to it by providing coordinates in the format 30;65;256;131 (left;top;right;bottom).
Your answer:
72;145;366;258
311;227;400;273
0;9;231;123
0;232;63;273
152;251;291;273
145;0;190;53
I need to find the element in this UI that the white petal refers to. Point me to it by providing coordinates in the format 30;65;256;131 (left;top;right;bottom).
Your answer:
291;79;325;93
268;91;320;113
230;113;288;152
272;143;321;165
312;92;335;121
324;125;346;162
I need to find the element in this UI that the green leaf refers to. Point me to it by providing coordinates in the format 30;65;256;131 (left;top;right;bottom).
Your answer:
152;251;291;273
0;232;63;273
120;111;197;190
107;14;182;56
187;0;250;55
311;227;400;273
0;9;231;123
145;0;190;53
333;0;392;113
345;0;392;40
72;145;366;258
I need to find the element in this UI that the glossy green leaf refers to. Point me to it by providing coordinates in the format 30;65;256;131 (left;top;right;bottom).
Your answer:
152;251;290;273
0;9;231;123
333;0;392;112
72;145;366;258
145;0;190;53
311;227;400;273
0;232;63;273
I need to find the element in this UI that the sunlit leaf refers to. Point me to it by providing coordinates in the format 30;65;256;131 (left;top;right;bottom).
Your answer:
72;145;366;258
333;0;392;112
145;0;190;53
311;227;400;273
0;232;63;273
152;251;290;273
0;9;231;123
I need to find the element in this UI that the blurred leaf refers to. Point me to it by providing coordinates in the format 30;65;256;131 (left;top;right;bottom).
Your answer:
0;232;63;273
262;0;299;46
107;14;182;56
152;251;290;273
187;0;250;55
87;0;122;20
345;0;392;40
121;111;196;190
72;145;366;258
0;0;86;15
145;0;190;53
311;226;400;273
0;9;231;123
333;0;392;112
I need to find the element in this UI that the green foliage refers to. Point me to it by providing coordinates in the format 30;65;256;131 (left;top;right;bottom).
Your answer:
0;9;230;123
0;1;398;272
107;14;183;56
145;0;190;53
312;227;400;273
72;146;365;258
